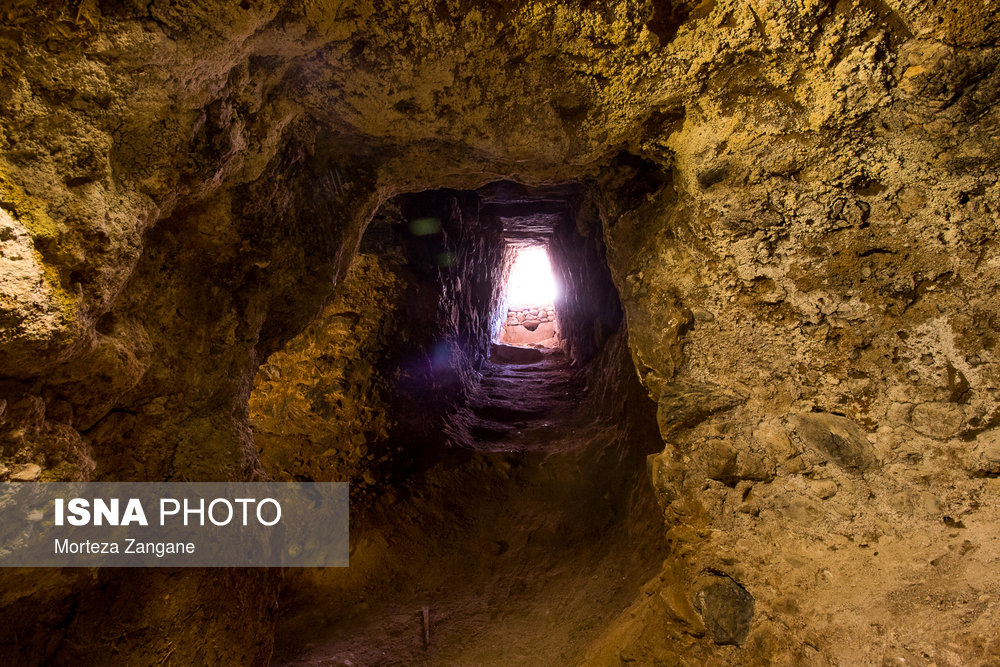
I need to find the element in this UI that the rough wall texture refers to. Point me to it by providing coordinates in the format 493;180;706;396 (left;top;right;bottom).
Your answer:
249;189;510;494
588;4;1000;661
249;252;412;489
0;0;997;664
549;193;624;365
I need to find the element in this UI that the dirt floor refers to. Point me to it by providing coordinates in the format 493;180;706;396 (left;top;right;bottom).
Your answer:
272;344;665;666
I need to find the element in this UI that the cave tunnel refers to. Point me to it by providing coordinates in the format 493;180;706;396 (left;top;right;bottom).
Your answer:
252;181;666;663
1;2;998;665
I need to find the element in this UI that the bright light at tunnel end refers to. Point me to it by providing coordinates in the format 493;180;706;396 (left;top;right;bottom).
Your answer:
507;246;558;308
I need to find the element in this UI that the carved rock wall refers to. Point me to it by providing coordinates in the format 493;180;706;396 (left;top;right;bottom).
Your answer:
0;0;996;663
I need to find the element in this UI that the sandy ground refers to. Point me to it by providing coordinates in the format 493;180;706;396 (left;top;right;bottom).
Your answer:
272;344;665;665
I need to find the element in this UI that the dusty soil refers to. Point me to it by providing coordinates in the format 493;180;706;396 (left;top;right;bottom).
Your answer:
272;344;664;665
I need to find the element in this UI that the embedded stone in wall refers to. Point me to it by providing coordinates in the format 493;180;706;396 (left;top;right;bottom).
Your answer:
501;304;560;346
694;575;755;646
0;209;74;371
910;402;965;439
786;413;876;472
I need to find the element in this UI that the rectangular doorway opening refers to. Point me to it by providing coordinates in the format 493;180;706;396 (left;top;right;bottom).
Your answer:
499;245;561;348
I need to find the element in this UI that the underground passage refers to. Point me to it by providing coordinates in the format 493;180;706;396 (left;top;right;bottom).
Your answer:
1;2;999;665
252;183;666;663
